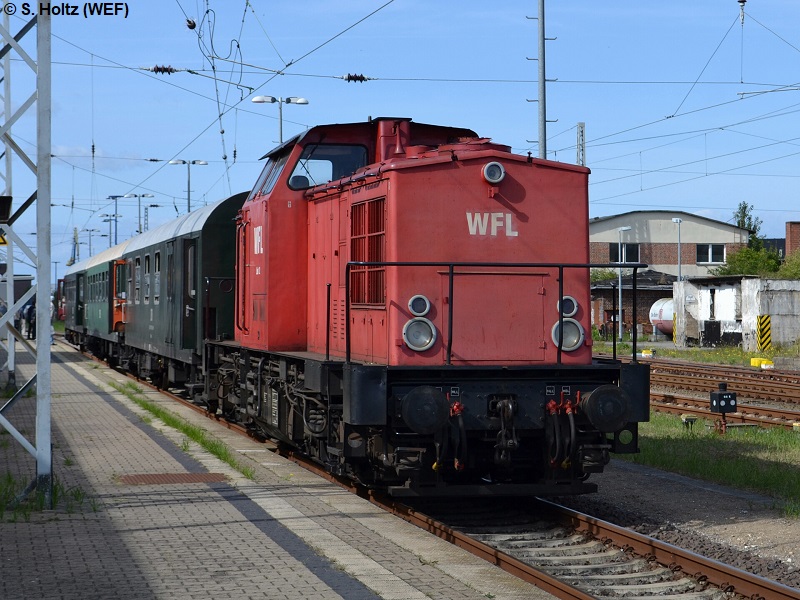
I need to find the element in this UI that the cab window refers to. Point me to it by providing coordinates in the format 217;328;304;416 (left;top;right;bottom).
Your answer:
288;144;368;190
248;151;290;200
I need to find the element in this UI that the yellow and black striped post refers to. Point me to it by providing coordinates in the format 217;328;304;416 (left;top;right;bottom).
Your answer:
756;315;772;351
672;313;677;344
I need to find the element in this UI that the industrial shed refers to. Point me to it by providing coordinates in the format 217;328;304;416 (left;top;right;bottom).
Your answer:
673;276;800;350
741;279;800;352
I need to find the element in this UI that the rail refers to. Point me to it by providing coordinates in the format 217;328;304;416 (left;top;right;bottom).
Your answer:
342;261;646;365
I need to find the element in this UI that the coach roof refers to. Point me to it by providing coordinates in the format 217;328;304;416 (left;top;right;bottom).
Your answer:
123;193;244;255
63;239;133;277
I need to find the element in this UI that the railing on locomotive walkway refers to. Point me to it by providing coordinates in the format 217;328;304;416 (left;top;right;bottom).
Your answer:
341;261;647;365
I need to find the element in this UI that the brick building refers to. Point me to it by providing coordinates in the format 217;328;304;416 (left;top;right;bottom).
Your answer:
588;211;750;337
589;210;750;280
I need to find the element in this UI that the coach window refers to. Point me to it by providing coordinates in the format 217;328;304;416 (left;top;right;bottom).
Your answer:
187;245;196;299
144;254;151;304
288;144;368;189
134;257;141;304
154;251;161;304
115;263;126;299
127;259;133;302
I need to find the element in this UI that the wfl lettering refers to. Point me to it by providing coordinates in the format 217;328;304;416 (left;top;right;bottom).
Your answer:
466;212;519;237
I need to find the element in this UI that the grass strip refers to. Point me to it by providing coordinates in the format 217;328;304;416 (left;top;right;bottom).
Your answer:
621;412;800;518
109;380;255;480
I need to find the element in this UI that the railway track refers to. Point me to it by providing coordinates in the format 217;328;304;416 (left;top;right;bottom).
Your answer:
387;496;800;600
651;391;800;429
641;357;800;404
599;353;800;427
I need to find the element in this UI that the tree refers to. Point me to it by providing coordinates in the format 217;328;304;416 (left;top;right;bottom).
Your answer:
711;246;780;276
777;250;800;279
590;268;618;283
732;201;764;249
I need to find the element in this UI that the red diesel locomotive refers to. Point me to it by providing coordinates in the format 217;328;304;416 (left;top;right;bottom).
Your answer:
204;117;650;496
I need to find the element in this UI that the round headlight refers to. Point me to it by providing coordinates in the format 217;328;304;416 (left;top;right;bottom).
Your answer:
482;161;505;184
403;318;437;352
551;318;585;352
557;296;578;317
408;294;431;317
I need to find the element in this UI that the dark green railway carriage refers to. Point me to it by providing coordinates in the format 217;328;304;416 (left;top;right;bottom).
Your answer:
120;192;246;389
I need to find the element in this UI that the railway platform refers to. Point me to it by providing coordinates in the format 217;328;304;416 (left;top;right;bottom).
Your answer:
0;341;555;600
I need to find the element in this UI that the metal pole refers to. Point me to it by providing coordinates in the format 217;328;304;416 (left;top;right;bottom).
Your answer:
537;0;547;159
187;162;191;213
672;217;682;280
618;235;624;341
114;196;118;244
3;10;15;388
278;100;283;143
36;10;53;506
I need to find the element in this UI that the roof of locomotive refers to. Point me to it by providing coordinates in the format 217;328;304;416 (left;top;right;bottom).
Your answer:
259;118;479;160
123;191;247;254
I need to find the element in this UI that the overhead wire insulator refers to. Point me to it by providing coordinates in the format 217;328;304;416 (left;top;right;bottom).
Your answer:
343;73;370;83
738;0;746;24
146;65;179;75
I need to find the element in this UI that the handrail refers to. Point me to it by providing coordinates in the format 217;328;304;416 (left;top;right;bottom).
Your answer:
343;261;647;365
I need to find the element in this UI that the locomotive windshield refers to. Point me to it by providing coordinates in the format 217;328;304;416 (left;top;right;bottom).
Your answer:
288;144;368;190
249;151;290;200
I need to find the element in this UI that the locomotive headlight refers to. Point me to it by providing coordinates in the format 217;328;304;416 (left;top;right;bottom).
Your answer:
551;318;585;351
557;296;578;318
482;161;506;184
403;317;437;352
408;294;431;317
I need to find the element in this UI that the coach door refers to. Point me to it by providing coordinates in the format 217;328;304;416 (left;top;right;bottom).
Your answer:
164;241;176;345
111;259;126;332
181;238;198;351
75;273;86;328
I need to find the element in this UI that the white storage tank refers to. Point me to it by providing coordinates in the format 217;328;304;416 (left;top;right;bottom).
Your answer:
649;298;674;336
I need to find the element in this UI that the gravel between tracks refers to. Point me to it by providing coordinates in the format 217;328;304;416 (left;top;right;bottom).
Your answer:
555;459;800;589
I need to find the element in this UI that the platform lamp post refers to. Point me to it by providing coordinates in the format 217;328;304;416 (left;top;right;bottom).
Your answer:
168;160;207;214
100;214;120;248
251;96;309;143
124;193;154;235
81;228;99;257
106;195;124;244
617;226;631;341
672;217;683;281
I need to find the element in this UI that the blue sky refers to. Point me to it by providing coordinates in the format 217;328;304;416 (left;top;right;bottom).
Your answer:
6;1;800;281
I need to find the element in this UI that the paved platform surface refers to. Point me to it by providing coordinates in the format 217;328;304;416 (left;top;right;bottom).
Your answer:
0;340;556;600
